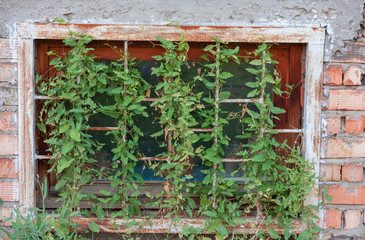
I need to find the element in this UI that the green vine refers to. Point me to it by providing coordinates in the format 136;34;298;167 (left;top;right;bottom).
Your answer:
1;28;321;240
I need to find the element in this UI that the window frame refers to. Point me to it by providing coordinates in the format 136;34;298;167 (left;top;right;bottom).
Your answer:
18;23;324;233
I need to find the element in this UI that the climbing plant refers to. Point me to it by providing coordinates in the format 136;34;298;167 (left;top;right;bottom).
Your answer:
1;26;321;240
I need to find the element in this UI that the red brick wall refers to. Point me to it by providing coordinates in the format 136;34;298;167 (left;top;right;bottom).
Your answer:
0;38;18;227
322;64;365;238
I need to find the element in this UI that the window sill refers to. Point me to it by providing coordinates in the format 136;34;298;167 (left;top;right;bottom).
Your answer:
70;216;306;234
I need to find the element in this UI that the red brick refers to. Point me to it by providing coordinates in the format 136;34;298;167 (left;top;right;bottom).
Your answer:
343;66;361;86
0;39;17;59
0;207;13;227
0;112;17;132
342;163;363;182
327;117;341;133
0;158;18;179
326;138;365;158
343;210;361;229
0;135;18;155
0;181;18;201
0;63;17;83
320;164;341;181
324;66;343;85
328;90;365;110
0;207;13;220
326;209;341;229
327;185;365;205
345;115;364;134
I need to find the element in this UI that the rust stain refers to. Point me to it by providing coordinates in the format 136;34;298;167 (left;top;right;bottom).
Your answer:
18;23;324;44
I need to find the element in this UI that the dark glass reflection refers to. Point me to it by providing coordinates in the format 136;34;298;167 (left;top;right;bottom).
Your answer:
89;59;273;180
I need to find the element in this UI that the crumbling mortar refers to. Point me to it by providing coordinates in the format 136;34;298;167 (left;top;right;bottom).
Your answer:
325;132;365;139
323;110;365;116
0;106;18;112
323;206;365;211
0;59;18;64
0;202;19;208
0;179;18;183
355;3;365;42
320;158;365;164
0;155;18;159
327;86;365;90
0;131;18;136
320;181;365;187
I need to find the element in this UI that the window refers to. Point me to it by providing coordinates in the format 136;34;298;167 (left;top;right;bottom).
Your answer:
18;24;324;233
35;39;303;203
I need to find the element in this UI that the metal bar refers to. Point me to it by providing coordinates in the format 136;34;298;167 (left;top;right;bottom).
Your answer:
121;41;129;209
35;155;169;162
137;157;168;161
191;128;213;133
272;129;303;133
212;43;221;209
87;127;120;131
221;158;249;162
221;98;259;103
142;97;157;102
34;95;61;100
35;155;52;160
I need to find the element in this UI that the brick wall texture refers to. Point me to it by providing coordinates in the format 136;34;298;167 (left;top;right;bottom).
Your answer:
0;38;19;228
1;35;365;239
322;64;365;238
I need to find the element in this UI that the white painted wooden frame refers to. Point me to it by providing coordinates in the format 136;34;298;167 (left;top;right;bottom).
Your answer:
17;23;324;231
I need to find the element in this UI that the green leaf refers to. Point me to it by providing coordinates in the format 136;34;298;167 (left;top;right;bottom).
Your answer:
202;210;217;217
271;106;286;114
61;140;74;155
151;130;163;137
264;74;276;84
89;221;100;233
325;194;332;203
57;159;73;173
99;190;110;196
36;123;46;134
267;229;280;239
245;68;258;74
252;153;266;162
219;72;233;79
233;218;246;225
69;129;81;142
49;57;61;66
262;160;272;171
245;82;257;88
59;124;69;133
249;59;262;66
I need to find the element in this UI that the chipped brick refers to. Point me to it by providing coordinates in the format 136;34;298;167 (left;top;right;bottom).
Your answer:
324;66;343;85
327;117;341;133
0;158;18;179
326;138;365;158
0;112;17;132
343;66;361;86
342;163;363;182
328;90;365;110
326;209;342;229
343;210;361;229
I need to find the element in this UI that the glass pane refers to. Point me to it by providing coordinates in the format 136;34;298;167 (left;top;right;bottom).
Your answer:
88;59;274;181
